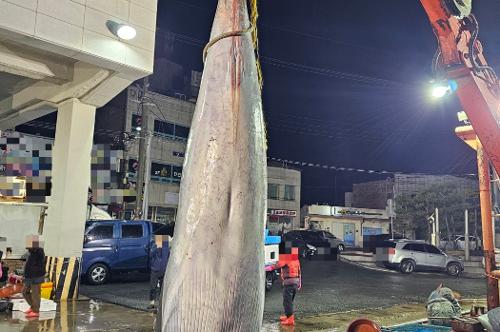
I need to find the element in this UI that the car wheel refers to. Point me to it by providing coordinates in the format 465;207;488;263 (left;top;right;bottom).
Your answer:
265;272;274;292
87;263;109;285
337;244;345;253
446;262;461;277
400;259;416;274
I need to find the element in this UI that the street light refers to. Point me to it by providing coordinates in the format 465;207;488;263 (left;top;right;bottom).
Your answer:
106;20;137;40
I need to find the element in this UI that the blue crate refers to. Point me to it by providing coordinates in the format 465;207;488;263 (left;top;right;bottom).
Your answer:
381;324;452;332
264;229;281;245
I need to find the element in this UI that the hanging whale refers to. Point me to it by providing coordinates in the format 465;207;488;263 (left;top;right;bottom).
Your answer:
161;0;267;331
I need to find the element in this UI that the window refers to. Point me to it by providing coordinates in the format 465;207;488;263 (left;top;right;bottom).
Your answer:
152;222;174;236
324;231;336;239
154;120;174;136
150;163;183;183
425;244;442;255
284;231;301;241
382;241;397;248
156;207;177;224
302;232;321;242
174;125;190;139
284;185;295;201
403;243;426;252
87;225;113;241
172;166;183;182
153;120;190;141
122;224;143;238
268;183;279;200
151;163;172;180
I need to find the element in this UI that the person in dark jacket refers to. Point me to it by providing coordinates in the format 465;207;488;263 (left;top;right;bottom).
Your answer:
148;235;170;309
23;235;46;318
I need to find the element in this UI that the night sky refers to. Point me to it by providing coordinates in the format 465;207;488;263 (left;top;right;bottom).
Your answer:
157;0;500;206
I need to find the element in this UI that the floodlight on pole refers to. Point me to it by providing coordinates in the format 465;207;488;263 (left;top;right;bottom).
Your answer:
430;79;458;99
432;85;450;98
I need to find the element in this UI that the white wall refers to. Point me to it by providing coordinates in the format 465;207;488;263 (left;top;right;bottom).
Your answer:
0;203;45;258
0;0;157;78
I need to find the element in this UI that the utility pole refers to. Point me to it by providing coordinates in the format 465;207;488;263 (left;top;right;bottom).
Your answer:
435;207;440;245
142;134;152;219
388;198;394;239
135;77;150;218
465;209;470;261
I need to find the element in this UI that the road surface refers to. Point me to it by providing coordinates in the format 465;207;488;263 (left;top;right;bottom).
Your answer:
81;260;486;321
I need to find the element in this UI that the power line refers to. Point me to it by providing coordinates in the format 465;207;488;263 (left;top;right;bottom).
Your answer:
160;29;413;88
166;1;400;59
267;157;477;178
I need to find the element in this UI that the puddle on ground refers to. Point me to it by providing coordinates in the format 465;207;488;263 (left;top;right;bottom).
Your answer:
0;298;487;332
263;299;487;332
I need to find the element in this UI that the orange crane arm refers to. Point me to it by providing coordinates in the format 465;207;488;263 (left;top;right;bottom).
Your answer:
420;0;500;174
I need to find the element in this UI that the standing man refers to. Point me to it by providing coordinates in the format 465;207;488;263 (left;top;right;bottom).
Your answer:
275;248;302;326
22;235;46;319
148;235;170;309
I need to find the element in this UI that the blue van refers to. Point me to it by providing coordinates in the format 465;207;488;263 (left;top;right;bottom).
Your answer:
81;220;173;285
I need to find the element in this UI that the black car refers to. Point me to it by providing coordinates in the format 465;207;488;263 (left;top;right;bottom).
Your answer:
282;230;342;257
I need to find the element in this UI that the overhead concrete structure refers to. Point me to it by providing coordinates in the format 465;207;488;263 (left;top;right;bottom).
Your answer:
0;0;157;300
0;0;157;128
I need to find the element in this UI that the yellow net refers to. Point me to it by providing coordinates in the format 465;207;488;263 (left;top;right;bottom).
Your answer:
248;0;263;89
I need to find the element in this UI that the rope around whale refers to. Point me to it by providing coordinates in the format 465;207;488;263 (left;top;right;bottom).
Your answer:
202;0;263;89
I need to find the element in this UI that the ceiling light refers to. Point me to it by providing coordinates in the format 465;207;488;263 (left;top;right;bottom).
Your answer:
106;20;137;40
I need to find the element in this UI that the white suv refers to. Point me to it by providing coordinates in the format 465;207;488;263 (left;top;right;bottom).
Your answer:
376;240;464;276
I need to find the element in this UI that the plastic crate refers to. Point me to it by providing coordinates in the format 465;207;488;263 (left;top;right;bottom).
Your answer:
381;324;452;332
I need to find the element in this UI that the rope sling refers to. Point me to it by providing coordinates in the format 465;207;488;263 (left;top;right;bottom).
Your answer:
203;0;263;89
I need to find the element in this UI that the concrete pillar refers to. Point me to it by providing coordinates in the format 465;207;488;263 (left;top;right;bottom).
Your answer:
43;98;96;301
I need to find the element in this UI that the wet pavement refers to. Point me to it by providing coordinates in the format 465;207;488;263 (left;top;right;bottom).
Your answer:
0;260;487;331
81;260;486;320
0;300;155;332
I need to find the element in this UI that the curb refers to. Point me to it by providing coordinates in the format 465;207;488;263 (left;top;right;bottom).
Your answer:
340;256;485;279
339;256;397;274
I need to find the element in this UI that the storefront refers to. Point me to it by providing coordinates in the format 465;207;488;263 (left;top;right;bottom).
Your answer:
267;209;297;234
303;205;390;248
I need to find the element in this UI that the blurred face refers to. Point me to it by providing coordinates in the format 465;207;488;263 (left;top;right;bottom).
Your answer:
155;235;169;247
155;235;163;248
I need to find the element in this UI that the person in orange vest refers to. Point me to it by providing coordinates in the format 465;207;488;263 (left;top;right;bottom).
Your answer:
275;248;301;326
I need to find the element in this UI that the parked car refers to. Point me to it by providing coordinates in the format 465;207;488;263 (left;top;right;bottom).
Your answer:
364;233;406;254
377;240;464;276
82;220;174;285
440;235;479;251
455;236;479;251
283;230;343;256
313;230;346;252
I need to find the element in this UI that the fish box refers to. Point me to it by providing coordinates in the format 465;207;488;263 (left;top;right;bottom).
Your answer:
382;323;451;331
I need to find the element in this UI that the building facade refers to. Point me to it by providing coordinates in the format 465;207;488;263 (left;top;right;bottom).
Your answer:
1;90;303;226
123;85;195;223
352;173;479;210
267;164;302;233
301;204;390;248
0;0;158;284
